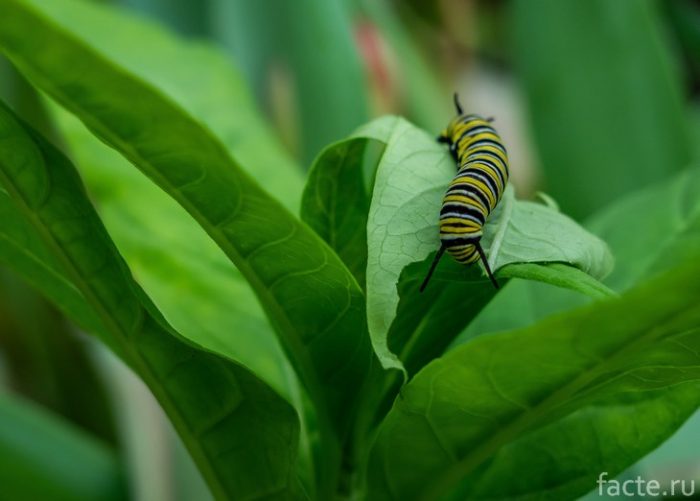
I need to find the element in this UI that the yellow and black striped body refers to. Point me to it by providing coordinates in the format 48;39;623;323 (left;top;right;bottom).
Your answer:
438;114;509;265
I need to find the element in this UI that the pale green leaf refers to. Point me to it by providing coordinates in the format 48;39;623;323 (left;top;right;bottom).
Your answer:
358;116;612;373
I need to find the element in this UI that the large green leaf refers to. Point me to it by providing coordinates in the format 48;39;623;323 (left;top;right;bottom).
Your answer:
0;0;373;444
368;260;700;499
512;0;691;219
0;101;303;500
355;116;612;374
26;0;303;211
51;107;315;490
52;108;298;405
0;392;126;501
211;0;368;166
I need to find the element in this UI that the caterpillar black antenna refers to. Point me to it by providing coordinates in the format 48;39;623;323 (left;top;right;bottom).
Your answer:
475;242;499;289
420;245;447;293
453;92;464;115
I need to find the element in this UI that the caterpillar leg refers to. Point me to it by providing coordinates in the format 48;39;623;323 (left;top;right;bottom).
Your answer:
475;242;499;289
419;245;446;293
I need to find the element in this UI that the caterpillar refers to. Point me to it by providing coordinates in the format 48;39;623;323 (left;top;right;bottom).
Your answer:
419;94;509;292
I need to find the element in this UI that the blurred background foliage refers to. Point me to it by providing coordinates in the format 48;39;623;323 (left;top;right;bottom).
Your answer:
1;0;699;499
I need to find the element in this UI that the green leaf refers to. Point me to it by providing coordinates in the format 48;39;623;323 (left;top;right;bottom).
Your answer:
24;0;303;211
588;167;700;292
52;107;298;405
50;107;315;490
0;101;303;500
211;0;369;165
512;0;691;219
0;0;373;444
367;263;616;426
364;259;499;426
499;263;616;300
301;138;382;289
368;259;700;499
483;194;612;278
0;392;126;501
357;116;612;374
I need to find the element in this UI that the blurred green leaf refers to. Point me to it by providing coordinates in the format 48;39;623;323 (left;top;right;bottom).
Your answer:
118;0;210;36
368;260;700;499
512;0;691;219
356;116;611;374
212;0;369;166
28;0;303;211
0;392;126;501
0;55;14;98
0;100;303;500
664;0;700;92
357;0;450;132
588;167;700;292
0;0;373;452
0;270;118;444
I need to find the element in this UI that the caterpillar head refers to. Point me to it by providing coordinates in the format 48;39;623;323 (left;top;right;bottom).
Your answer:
437;128;457;162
